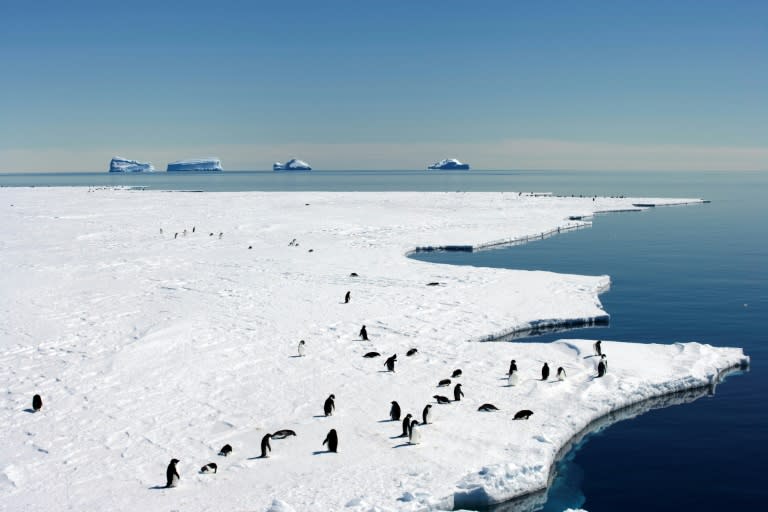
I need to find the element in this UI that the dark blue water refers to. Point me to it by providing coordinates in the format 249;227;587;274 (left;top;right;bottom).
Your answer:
4;170;766;510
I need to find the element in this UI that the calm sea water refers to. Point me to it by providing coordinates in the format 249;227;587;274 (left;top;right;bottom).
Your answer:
3;170;766;511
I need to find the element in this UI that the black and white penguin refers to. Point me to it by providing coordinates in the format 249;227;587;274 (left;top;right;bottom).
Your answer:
324;394;336;416
453;383;464;402
433;395;451;404
597;360;606;378
406;348;418;356
508;369;519;386
437;378;451;387
272;429;297;439
344;291;351;304
165;459;180;488
32;394;42;412
422;404;433;425
541;363;550;381
200;462;217;474
350;272;359;277
478;403;499;412
260;433;272;458
556;367;566;380
359;325;368;341
508;359;518;376
513;410;534;420
408;420;421;445
218;444;233;457
323;429;338;452
390;401;401;421
297;340;306;357
452;369;462;378
600;354;608;372
363;351;381;358
594;340;602;356
401;413;413;437
384;354;397;372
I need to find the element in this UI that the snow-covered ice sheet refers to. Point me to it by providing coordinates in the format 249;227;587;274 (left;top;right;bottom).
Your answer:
0;189;747;511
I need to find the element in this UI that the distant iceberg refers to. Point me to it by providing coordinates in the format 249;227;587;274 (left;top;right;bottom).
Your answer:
427;158;470;170
167;158;223;172
109;156;154;173
273;159;312;171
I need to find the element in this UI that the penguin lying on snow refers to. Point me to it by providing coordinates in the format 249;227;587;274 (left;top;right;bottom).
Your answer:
218;444;232;457
437;379;451;387
452;369;462;378
406;348;418;356
272;429;297;439
363;352;380;358
513;410;534;420
433;395;451;404
200;463;217;474
478;403;499;412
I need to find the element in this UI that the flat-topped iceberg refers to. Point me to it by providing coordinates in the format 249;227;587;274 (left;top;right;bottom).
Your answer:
166;158;222;172
273;158;312;171
428;158;470;170
108;156;154;173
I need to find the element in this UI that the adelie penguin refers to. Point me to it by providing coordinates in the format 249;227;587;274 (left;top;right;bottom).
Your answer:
400;413;413;437
433;395;450;404
165;458;180;488
513;410;534;420
260;433;272;458
453;383;464;402
597;360;606;378
363;351;381;358
508;369;519;386
359;325;368;341
344;291;351;304
390;401;401;421
272;429;297;439
422;404;433;425
541;362;550;381
556;367;566;380
478;403;499;412
323;429;338;453
32;394;43;412
451;369;462;378
218;444;233;457
408;420;421;445
594;340;602;356
200;462;217;474
437;378;451;387
600;354;608;372
384;354;397;372
324;394;336;416
297;340;306;357
406;348;418;357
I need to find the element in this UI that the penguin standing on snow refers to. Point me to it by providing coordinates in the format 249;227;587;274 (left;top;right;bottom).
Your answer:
400;413;413;437
390;401;401;421
297;339;306;357
384;354;397;372
260;433;272;458
323;429;338;452
408;420;421;444
165;459;180;488
556;367;566;380
32;394;43;412
422;404;433;425
324;394;336;416
597;360;606;378
344;291;351;304
508;359;518;376
508;369;519;386
541;363;550;381
359;325;369;341
594;340;602;356
453;383;464;401
600;354;608;372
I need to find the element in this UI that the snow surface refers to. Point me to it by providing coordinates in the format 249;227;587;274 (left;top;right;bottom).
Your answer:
166;158;223;172
428;159;470;170
274;159;312;171
0;189;747;512
108;156;154;173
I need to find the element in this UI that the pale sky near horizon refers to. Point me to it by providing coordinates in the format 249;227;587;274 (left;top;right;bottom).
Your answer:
1;0;766;172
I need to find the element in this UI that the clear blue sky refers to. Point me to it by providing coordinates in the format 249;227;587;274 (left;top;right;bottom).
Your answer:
1;0;766;171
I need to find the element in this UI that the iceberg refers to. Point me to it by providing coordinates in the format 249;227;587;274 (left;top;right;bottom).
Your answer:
166;158;223;172
108;156;154;173
273;158;312;171
427;158;470;170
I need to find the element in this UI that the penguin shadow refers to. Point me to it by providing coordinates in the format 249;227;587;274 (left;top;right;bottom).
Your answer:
312;415;329;418
289;355;304;358
312;450;335;455
148;485;168;490
392;442;414;449
389;434;408;440
583;355;597;359
247;455;269;460
377;370;393;373
377;418;395;423
23;408;37;414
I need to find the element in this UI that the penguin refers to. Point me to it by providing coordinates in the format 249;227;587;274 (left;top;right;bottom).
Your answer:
200;462;217;474
433;395;451;404
406;348;418;356
218;444;233;457
541;362;550;381
192;226;195;233
350;272;358;277
160;228;163;234
600;354;608;372
324;394;335;416
323;429;338;452
174;232;178;239
508;359;517;376
344;291;351;304
556;367;566;380
384;354;397;372
594;340;602;356
451;369;462;378
260;433;272;458
422;404;433;425
513;410;534;420
453;383;464;402
508;370;519;386
272;429;297;439
32;394;42;412
400;413;413;437
597;360;606;378
437;378;451;387
408;420;421;445
165;458;180;488
363;351;380;358
297;340;306;357
390;401;401;421
359;325;368;341
478;403;499;412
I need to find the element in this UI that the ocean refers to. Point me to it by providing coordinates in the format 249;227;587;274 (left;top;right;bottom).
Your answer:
3;169;765;511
